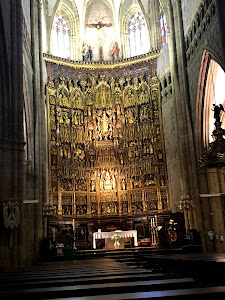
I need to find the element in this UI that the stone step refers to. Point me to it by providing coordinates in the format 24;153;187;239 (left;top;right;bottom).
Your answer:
0;272;164;290
53;285;225;299
0;268;153;283
0;277;195;299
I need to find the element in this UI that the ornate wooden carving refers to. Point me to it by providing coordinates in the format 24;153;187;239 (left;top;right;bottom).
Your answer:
46;57;169;218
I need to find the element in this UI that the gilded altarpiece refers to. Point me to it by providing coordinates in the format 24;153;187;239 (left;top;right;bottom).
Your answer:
47;72;169;219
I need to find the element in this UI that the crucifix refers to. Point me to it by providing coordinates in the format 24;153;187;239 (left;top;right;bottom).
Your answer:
86;20;112;61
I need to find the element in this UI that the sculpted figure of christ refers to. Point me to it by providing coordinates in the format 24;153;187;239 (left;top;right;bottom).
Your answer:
86;20;112;61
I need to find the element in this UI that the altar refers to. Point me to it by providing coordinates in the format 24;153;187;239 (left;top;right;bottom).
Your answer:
93;230;138;250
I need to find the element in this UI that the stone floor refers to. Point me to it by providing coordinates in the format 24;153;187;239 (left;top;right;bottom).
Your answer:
1;252;225;299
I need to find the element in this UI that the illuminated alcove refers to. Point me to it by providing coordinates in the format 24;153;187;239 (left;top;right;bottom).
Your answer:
196;51;225;159
203;59;225;147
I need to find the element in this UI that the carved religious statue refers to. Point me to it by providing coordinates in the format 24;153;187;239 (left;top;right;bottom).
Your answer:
86;20;112;61
82;43;93;62
213;104;224;123
111;42;121;61
47;73;169;218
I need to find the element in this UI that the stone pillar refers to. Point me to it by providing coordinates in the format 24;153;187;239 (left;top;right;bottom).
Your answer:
199;109;225;253
122;34;129;58
206;168;225;253
148;0;161;50
0;0;26;270
198;168;213;252
199;167;225;253
164;0;202;234
70;36;76;60
187;209;194;230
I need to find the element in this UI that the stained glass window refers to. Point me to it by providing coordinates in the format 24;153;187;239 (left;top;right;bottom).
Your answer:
160;13;167;46
51;15;71;59
129;12;148;57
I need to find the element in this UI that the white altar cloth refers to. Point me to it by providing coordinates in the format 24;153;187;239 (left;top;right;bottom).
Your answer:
93;230;138;249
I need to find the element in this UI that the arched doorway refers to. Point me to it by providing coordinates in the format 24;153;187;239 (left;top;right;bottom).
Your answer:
196;50;225;253
203;60;225;147
196;50;225;159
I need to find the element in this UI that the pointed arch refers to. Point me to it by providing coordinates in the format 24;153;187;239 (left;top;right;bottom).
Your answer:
196;50;225;160
86;0;113;10
84;0;116;61
50;0;80;60
138;80;150;105
123;84;137;107
94;81;112;108
120;1;150;58
70;85;84;110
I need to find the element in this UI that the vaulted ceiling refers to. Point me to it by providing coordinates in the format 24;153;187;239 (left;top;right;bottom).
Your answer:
47;0;149;22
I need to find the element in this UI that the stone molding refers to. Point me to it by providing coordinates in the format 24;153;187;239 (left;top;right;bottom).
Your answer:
185;0;216;63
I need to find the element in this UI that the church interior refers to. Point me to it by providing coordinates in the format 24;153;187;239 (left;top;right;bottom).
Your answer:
1;0;225;275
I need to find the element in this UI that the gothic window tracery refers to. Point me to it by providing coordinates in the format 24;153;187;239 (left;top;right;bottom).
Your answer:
51;15;71;59
129;12;148;57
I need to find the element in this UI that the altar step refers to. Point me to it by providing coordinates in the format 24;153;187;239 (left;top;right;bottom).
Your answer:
110;256;148;268
1;256;225;299
71;247;190;261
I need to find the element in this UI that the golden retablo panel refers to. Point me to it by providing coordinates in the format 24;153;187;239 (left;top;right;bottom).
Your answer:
47;72;169;218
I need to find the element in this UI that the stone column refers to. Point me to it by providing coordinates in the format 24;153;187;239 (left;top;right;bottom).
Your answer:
207;168;225;253
198;168;213;252
165;0;201;233
187;209;194;230
122;34;129;58
148;0;161;50
31;0;47;265
70;36;76;60
199;109;225;253
13;0;25;271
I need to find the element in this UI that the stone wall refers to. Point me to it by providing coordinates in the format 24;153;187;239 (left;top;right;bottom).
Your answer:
156;6;183;212
22;0;31;36
0;0;47;270
161;87;182;211
157;44;170;76
185;0;225;150
156;0;225;248
181;0;202;35
85;0;116;61
0;0;24;270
